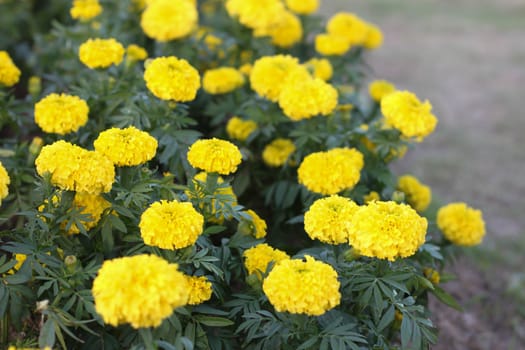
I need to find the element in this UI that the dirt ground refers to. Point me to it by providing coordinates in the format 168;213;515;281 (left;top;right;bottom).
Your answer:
322;0;525;348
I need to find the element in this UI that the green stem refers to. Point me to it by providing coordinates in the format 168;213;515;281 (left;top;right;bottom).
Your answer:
0;314;7;348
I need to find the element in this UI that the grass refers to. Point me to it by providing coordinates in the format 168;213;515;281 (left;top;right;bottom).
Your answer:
321;0;525;347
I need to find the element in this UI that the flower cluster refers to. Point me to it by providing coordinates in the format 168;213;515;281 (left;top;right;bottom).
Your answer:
226;116;257;142
381;90;438;141
94;126;158;167
397;174;432;212
298;147;364;195
0;51;21;87
304;58;333;81
139;200;204;250
348;201;428;261
66;193;111;234
0;161;10;204
263;255;341;315
243;243;289;278
437;202;486;246
92;254;189;328
141;0;198;42
369;80;396;102
144;56;201;101
35;140;114;194
70;0;102;21
187;138;242;175
186;276;213;305
78;38;125;69
202;67;245;95
34;93;89;134
304;195;359;244
242;209;267;239
262;138;296;167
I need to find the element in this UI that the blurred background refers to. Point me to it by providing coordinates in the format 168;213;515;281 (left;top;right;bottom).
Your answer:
321;0;525;348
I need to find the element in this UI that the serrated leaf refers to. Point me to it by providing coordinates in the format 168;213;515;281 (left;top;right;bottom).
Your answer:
39;318;56;348
194;315;234;327
431;285;463;311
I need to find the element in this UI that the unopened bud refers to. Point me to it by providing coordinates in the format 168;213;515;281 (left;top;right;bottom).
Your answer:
28;76;41;96
391;191;405;203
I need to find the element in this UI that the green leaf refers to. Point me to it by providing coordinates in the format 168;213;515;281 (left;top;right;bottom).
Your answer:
377;305;395;332
431;285;463;311
39;318;56;348
194;315;234;327
203;225;227;235
400;315;412;349
297;337;319;350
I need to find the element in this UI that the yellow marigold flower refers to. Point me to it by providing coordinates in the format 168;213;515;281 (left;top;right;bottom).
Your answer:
369;80;395;102
66;193;111;234
397;175;432;212
298;147;364;195
348;201;428;261
226;0;286;33
7;254;26;274
437;202;485;246
144;56;201;101
363;23;383;49
141;0;198;41
94;126;158;167
34;93;89;135
364;191;380;203
423;268;441;285
304;58;333;81
187;172;237;224
250;55;306;102
243;209;267;239
70;0;102;21
263;255;341;316
226;116;257;142
92;254;189;328
126;44;148;62
187;138;242;175
314;33;351;56
304;195;359;244
202;67;245;95
139;200;204;250
186;275;213;305
243;243;289;278
260;11;303;48
262;138;296;167
0;161;10;204
278;75;338;121
0;51;21;87
327;12;369;46
239;63;252;76
381;90;438;141
35;141;114;194
79;38;125;69
285;0;319;15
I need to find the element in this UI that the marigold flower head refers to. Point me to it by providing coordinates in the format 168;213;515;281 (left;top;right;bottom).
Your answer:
66;193;111;234
141;0;198;41
239;63;252;76
348;201;428;261
258;11;302;48
363;23;384;49
243;243;290;278
203;67;245;95
304;195;359;244
0;161;10;203
34;93;89;134
94;126;158;167
226;116;257;142
92;254;189;328
285;0;319;15
437;202;485;246
369;80;395;102
35;141;114;194
278;75;338;120
187;138;242;175
7;254;26;274
381;90;438;141
226;0;286;33
144;56;201;101
304;58;333;81
0;51;21;87
262;138;296;167
242;209;267;239
397;175;432;212
263;255;341;316
423;268;441;285
186;275;213;305
314;33;351;56
79;38;125;69
139;200;204;250
126;44;148;62
298;148;364;195
70;0;102;21
250;55;306;102
327;12;369;46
